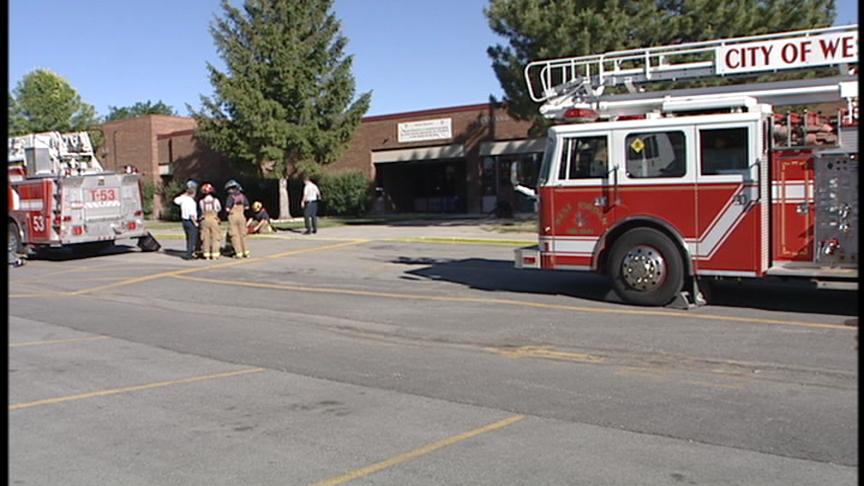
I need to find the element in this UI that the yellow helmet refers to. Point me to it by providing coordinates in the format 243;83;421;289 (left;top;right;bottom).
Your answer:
252;201;263;212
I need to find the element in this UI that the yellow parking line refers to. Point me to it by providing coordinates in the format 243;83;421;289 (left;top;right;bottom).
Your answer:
389;237;533;247
264;239;369;259
310;415;524;486
9;367;265;411
10;336;110;348
171;274;852;331
9;240;368;298
8;292;69;298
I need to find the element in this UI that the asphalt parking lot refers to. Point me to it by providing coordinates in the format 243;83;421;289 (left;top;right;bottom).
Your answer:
8;224;859;485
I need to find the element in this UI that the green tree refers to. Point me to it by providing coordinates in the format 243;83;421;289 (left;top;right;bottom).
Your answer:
9;69;98;135
191;0;371;219
485;0;836;125
8;93;27;136
104;100;176;122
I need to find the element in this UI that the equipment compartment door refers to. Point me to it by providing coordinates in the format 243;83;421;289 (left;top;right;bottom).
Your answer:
771;150;815;262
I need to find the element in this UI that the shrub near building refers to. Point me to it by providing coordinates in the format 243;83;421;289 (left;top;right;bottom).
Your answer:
319;170;372;216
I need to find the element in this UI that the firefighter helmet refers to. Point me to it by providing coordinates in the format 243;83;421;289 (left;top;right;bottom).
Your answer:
201;183;215;195
252;201;263;212
224;179;242;191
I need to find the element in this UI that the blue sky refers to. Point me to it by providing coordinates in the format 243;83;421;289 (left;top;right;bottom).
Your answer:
8;0;859;119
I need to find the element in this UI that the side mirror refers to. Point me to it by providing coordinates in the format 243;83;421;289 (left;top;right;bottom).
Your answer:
509;161;520;187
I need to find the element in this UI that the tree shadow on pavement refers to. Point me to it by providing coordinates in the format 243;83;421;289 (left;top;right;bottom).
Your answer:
395;257;858;317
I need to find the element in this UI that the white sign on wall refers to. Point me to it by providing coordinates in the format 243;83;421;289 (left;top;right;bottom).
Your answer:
397;118;452;143
716;30;858;75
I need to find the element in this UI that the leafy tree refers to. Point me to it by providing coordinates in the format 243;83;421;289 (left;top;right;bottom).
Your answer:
9;69;98;136
8;93;27;136
104;100;176;122
190;0;371;219
485;0;836;126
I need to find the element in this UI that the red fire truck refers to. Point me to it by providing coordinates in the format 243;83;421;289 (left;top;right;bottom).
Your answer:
8;131;153;256
514;25;858;307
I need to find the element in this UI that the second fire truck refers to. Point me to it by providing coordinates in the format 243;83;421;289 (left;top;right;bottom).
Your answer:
9;131;155;256
514;25;858;306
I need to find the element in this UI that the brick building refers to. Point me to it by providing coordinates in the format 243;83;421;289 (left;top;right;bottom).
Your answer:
336;103;539;214
102;103;542;217
98;115;232;218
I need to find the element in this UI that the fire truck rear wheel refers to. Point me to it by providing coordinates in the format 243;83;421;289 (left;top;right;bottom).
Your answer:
608;228;684;306
9;220;22;254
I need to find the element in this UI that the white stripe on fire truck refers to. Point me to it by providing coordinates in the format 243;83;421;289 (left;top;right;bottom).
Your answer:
544;185;758;260
19;199;44;211
770;182;812;202
686;185;759;260
84;201;122;209
540;237;596;255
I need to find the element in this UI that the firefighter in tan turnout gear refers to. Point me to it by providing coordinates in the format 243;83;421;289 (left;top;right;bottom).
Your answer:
198;183;222;260
224;179;251;258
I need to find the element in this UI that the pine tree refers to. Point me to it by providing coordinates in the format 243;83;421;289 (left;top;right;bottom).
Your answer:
485;0;836;126
191;0;371;219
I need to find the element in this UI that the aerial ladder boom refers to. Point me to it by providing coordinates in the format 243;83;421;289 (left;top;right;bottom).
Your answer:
525;25;858;119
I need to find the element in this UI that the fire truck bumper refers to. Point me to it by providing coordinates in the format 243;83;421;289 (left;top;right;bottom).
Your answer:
515;246;541;269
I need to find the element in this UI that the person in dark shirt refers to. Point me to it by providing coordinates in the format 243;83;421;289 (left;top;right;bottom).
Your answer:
246;201;274;234
224;179;251;258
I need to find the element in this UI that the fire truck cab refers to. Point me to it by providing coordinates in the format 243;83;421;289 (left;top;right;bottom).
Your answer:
9;131;151;256
515;25;858;306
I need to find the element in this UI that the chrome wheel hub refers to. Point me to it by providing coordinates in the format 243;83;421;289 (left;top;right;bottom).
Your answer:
621;245;666;291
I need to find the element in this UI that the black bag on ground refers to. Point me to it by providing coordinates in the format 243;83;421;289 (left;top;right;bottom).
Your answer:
137;232;161;252
221;230;236;256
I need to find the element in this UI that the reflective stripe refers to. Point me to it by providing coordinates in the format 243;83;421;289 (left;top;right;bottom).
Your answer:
20;199;44;211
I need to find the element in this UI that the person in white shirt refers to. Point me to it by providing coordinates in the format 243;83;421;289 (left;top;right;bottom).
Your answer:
173;182;199;260
301;176;321;234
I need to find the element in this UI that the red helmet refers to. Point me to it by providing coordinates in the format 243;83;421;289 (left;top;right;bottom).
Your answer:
200;183;215;195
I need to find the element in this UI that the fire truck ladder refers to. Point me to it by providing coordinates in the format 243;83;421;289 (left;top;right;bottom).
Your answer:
525;25;858;119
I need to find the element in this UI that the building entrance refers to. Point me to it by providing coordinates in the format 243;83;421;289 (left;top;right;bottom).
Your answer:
375;159;466;213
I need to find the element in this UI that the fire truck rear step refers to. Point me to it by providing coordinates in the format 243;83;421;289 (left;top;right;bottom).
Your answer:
765;264;857;278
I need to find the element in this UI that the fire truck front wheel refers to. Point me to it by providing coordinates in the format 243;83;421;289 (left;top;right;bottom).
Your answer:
608;228;684;306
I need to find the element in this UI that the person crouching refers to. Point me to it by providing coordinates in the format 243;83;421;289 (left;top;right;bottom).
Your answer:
246;201;274;234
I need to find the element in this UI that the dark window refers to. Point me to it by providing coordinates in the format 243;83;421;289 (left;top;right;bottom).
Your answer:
625;131;686;178
700;127;749;175
558;136;608;180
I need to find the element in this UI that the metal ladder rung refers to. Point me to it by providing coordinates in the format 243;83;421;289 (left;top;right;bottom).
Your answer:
525;24;858;104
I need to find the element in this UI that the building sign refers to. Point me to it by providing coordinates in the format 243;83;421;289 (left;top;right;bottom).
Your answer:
398;118;452;143
716;30;857;75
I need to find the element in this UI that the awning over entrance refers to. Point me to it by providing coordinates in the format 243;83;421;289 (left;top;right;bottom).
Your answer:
478;138;545;157
372;143;465;164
